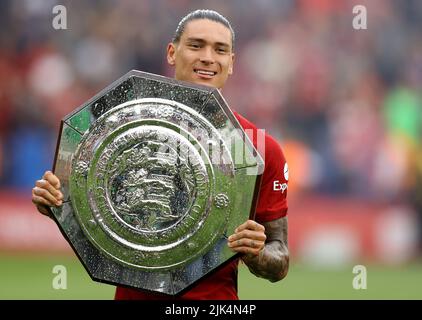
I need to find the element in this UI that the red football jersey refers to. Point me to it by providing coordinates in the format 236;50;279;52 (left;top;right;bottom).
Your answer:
114;111;288;300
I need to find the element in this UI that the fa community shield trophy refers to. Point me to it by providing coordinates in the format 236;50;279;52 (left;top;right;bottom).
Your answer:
50;70;264;295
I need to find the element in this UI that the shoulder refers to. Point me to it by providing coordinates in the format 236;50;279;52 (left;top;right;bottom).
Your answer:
232;111;256;131
232;111;289;221
264;134;287;173
232;111;287;170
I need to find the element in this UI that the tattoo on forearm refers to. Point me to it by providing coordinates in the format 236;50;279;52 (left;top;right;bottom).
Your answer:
242;217;289;282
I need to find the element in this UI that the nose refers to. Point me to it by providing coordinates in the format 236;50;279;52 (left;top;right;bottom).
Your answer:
200;47;215;64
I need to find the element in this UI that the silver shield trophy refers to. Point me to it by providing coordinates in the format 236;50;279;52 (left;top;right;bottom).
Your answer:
51;70;264;295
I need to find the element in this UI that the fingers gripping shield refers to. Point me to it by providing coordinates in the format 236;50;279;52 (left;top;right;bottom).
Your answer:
51;70;264;295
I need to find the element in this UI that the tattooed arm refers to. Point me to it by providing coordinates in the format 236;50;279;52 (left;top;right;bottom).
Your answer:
227;217;289;282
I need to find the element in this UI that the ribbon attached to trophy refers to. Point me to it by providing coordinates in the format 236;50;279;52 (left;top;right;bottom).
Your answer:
51;70;264;295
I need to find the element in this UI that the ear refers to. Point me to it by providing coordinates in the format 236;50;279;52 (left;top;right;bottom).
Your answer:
228;53;235;75
167;42;176;66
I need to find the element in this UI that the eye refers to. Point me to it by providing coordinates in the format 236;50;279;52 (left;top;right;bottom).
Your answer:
189;43;201;49
217;47;228;54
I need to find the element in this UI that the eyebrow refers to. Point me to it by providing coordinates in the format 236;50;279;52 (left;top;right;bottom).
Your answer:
185;37;230;49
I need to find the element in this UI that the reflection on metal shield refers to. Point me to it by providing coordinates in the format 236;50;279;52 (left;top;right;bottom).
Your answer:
51;70;263;295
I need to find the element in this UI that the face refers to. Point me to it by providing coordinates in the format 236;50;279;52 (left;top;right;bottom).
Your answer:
167;19;235;89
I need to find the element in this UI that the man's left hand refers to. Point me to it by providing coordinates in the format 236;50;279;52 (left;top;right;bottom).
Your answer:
227;220;266;256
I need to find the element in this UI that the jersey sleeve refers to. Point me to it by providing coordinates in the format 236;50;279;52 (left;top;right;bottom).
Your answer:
254;134;289;223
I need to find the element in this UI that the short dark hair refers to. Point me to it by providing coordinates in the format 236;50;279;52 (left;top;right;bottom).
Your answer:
172;9;235;51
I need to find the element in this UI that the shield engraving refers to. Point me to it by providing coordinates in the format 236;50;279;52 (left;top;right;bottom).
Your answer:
51;70;264;295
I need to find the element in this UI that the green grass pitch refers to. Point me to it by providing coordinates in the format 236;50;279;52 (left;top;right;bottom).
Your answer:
0;253;420;299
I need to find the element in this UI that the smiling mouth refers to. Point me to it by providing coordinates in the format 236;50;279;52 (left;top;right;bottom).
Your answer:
194;69;217;77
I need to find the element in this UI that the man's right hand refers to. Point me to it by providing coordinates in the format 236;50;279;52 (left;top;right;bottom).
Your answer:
31;171;63;217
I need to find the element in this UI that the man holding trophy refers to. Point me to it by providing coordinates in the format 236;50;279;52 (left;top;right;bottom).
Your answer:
31;9;289;300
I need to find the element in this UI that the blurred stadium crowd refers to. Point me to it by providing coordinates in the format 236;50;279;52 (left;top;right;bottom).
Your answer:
0;0;421;246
